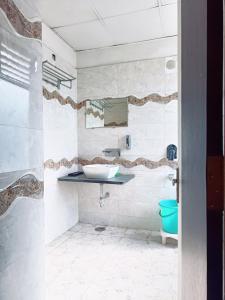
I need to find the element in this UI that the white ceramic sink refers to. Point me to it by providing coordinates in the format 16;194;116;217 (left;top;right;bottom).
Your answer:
82;164;119;179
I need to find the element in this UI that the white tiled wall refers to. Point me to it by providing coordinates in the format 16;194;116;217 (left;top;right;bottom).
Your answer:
42;24;79;243
77;54;178;231
0;3;44;299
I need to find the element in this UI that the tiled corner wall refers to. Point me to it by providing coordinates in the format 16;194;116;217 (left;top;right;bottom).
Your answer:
42;24;79;243
0;1;44;299
77;55;178;230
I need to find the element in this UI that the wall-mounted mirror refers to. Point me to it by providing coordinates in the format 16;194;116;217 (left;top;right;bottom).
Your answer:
85;98;128;129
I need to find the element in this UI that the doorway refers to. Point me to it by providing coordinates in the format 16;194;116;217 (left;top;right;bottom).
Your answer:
0;0;224;299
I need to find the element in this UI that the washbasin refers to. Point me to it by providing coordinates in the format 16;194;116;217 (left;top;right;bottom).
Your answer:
82;164;119;179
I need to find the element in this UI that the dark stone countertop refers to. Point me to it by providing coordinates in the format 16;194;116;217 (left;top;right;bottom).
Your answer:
58;174;135;185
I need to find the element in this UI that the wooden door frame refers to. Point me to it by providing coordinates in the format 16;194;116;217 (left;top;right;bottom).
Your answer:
179;0;224;298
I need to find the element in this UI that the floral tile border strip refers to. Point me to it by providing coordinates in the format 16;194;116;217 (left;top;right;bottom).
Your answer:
43;87;85;110
44;157;178;170
78;157;178;170
127;92;178;106
0;0;42;39
43;87;178;110
0;174;44;216
44;158;78;170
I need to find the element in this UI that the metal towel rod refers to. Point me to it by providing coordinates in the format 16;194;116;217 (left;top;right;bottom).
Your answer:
42;60;76;89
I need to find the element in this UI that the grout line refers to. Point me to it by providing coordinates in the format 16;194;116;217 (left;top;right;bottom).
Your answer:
52;5;159;30
76;34;177;53
158;0;166;37
52;2;176;30
77;54;177;70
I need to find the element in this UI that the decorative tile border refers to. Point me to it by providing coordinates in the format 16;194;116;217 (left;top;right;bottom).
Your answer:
127;92;178;106
0;174;43;216
44;158;78;170
78;157;178;170
44;157;178;170
43;87;178;110
43;87;85;110
86;108;104;120
0;0;41;39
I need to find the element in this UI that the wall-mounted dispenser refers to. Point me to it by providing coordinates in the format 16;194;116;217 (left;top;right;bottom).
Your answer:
167;144;177;161
126;135;131;150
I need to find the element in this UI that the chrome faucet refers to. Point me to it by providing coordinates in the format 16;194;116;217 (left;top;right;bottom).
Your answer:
103;148;121;158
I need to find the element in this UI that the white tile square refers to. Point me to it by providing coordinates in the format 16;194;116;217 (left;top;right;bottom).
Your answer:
104;8;162;45
55;20;114;50
40;0;97;27
93;0;159;18
160;3;178;36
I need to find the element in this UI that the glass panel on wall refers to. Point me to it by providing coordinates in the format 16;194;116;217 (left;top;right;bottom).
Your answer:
85;98;128;129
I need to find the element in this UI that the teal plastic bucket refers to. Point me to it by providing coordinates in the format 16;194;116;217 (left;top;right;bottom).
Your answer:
159;200;178;234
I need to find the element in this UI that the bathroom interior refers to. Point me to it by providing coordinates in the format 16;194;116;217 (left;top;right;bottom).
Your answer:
0;0;179;299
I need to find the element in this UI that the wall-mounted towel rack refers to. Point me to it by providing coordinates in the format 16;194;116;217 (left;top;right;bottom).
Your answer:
42;60;76;89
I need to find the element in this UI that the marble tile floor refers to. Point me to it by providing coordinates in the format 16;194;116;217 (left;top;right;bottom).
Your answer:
46;223;178;300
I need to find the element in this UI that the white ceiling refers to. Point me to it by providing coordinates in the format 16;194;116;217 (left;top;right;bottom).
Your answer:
39;0;177;51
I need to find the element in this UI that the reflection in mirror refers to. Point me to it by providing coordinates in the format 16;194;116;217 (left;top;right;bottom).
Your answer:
86;98;128;129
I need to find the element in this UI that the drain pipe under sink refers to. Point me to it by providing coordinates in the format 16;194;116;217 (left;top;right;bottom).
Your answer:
99;184;110;207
